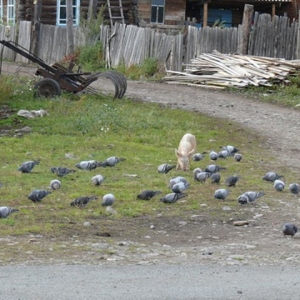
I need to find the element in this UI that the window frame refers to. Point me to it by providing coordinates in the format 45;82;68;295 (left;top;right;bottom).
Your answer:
56;0;80;27
7;0;15;25
151;0;165;24
0;0;3;22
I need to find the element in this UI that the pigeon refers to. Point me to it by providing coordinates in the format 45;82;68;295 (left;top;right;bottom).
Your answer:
214;189;231;201
18;160;40;173
49;179;61;190
209;150;218;161
160;192;187;204
193;167;202;176
195;171;210;183
172;181;190;193
192;152;205;161
168;176;187;188
0;206;19;218
137;190;162;200
289;183;300;196
218;149;230;159
28;189;51;202
205;164;226;174
262;171;283;182
76;160;98;171
237;191;265;205
158;163;176;174
70;196;98;208
234;153;243;162
99;156;126;167
211;173;221;184
221;145;239;155
92;174;106;186
274;179;285;192
225;175;240;187
282;223;298;237
102;193;115;206
50;167;76;177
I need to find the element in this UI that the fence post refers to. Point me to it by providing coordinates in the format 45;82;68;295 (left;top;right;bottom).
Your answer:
296;10;300;59
237;4;254;54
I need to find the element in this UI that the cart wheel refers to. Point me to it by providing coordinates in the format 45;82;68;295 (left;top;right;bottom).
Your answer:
34;78;61;98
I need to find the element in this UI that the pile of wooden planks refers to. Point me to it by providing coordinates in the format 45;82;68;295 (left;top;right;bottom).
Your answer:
164;50;300;89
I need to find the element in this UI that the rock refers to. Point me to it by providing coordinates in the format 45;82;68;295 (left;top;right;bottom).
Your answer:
233;220;249;226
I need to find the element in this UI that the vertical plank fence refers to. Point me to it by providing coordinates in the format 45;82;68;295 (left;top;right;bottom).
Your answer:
0;12;299;72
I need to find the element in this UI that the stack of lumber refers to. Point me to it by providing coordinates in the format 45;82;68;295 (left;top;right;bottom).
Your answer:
164;50;300;89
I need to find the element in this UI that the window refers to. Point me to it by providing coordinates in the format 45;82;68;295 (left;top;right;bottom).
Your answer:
57;0;80;26
7;0;15;25
0;0;3;22
151;0;165;23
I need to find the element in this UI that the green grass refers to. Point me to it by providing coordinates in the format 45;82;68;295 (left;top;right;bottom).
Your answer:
0;73;296;239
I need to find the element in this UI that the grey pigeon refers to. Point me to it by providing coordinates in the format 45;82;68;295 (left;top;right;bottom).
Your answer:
234;153;243;162
237;191;265;205
172;181;190;193
28;189;51;202
137;190;162;200
76;160;98;171
221;145;239;155
92;174;106;186
18;160;40;173
192;152;205;161
168;176;187;188
205;164;226;174
209;150;218;161
282;223;298;237
218;149;230;159
225;175;240;187
0;206;19;218
102;193;115;206
262;171;283;182
160;192;187;204
49;179;61;190
158;163;176;174
193;167;202;176
70;196;98;208
50;167;76;177
211;173;221;184
274;179;285;192
195;171;210;183
289;183;300;196
214;189;231;201
99;156;126;167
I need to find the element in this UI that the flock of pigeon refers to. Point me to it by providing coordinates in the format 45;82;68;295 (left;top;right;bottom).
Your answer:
0;156;123;219
1;143;298;238
153;144;298;238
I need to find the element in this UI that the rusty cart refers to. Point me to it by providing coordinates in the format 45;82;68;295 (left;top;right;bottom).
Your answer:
0;40;127;99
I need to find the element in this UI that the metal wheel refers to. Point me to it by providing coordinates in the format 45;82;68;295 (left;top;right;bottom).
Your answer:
34;78;61;98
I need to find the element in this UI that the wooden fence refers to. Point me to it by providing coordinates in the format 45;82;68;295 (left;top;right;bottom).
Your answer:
0;13;299;72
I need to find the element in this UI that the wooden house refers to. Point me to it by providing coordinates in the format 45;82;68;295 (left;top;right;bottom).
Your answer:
0;0;298;29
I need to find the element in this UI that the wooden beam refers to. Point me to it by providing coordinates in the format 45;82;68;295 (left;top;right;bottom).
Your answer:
272;4;276;20
203;3;208;27
31;0;42;56
237;4;254;55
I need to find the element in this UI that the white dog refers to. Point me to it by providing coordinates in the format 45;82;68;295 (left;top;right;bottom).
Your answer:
175;133;197;171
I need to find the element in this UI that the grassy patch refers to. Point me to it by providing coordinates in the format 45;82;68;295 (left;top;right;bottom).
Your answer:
0;74;295;244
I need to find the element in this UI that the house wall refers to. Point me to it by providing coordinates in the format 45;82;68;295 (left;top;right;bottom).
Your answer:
138;0;186;28
18;0;134;26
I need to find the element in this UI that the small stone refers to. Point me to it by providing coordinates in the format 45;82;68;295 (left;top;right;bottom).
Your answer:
83;222;91;227
222;206;232;211
150;224;155;229
233;220;249;226
200;204;208;207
